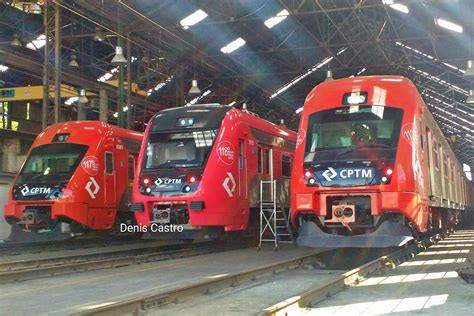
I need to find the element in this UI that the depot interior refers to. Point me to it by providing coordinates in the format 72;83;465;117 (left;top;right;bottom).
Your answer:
0;0;473;240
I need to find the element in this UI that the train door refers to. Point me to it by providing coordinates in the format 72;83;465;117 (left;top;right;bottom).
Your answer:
104;150;116;204
238;140;248;199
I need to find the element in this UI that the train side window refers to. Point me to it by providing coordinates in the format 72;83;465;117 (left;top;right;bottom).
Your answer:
105;152;114;175
264;149;271;175
282;154;291;177
257;147;262;174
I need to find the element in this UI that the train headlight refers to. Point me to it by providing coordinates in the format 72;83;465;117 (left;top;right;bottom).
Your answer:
304;169;313;179
183;185;191;193
145;187;152;193
385;168;393;176
381;176;388;183
308;178;316;185
141;177;152;187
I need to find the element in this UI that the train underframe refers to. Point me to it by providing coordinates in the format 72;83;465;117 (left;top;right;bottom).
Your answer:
4;202;136;242
294;193;461;248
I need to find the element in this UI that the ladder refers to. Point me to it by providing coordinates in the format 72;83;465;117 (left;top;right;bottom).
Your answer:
258;180;295;250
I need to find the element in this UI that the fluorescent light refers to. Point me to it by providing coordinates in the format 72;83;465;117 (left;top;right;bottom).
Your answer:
113;112;118;118
436;18;463;33
295;107;303;114
180;9;208;29
185;90;212;106
0;64;8;72
202;89;212;96
356;68;367;75
269;47;347;99
220;38;246;54
228;101;237;107
26;34;47;50
407;65;468;95
382;0;409;14
147;75;174;96
264;9;289;28
123;106;129;112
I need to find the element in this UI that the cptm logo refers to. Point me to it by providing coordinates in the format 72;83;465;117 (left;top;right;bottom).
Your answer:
20;186;51;195
217;141;235;165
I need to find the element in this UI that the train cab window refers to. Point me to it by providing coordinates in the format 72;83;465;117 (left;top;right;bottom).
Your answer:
257;147;263;174
105;152;114;175
264;149;271;175
282;155;291;177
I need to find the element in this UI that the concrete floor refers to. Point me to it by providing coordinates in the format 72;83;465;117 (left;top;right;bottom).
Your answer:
299;230;474;315
0;245;320;315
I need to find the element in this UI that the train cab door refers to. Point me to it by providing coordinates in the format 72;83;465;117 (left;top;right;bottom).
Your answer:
238;140;248;199
104;150;116;205
261;145;274;200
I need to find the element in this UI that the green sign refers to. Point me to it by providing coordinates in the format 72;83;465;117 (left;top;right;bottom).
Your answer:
0;89;15;98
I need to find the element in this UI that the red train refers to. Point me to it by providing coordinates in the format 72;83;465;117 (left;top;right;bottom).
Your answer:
4;121;143;241
131;104;297;239
291;76;474;247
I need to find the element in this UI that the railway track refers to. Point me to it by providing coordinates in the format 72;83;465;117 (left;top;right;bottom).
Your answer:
0;238;254;284
72;235;441;316
0;234;142;257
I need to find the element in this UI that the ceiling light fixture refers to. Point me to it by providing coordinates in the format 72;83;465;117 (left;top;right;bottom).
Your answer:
26;34;47;50
264;9;289;28
78;89;89;103
0;64;9;72
93;26;106;42
324;69;334;82
188;79;201;96
220;37;246;54
467;90;474;104
26;3;42;14
10;34;22;47
111;46;127;66
180;9;208;29
68;53;79;67
382;0;409;14
464;60;474;78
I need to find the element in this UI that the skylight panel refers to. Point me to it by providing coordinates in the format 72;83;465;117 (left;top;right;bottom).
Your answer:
382;0;409;14
180;9;208;29
26;34;47;50
220;38;246;54
264;9;289;28
0;64;8;72
436;19;463;33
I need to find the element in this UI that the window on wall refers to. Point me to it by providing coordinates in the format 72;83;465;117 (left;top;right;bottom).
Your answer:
105;152;114;175
257;147;262;174
282;155;291;177
0;101;18;131
443;155;449;179
433;140;439;169
264;149;271;175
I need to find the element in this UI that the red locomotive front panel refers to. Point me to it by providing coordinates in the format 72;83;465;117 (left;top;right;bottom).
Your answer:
291;76;429;247
132;104;297;239
3;121;143;241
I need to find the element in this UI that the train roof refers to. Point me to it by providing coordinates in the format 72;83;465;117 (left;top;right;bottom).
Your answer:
149;104;297;142
34;121;143;147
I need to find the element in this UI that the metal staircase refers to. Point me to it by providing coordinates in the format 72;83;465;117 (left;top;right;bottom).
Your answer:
258;180;295;250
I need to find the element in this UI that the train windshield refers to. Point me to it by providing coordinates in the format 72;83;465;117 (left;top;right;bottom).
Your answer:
304;106;403;162
16;143;88;183
145;130;218;169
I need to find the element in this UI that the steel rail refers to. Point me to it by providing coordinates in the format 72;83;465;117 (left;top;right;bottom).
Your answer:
72;248;333;316
257;236;441;316
0;240;232;284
